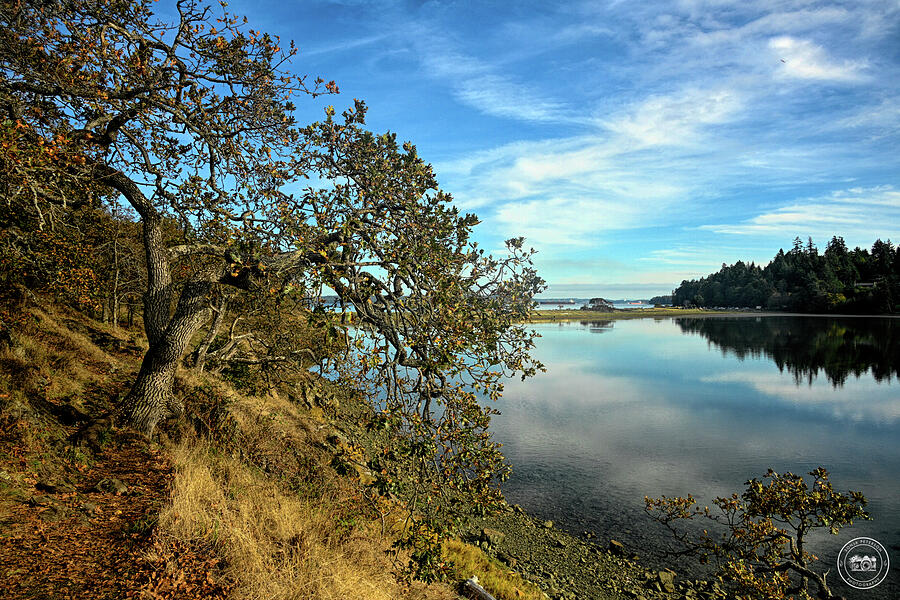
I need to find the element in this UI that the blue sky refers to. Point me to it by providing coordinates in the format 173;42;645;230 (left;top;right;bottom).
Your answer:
226;0;900;298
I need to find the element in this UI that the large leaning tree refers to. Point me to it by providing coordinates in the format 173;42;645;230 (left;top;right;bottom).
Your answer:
1;0;544;545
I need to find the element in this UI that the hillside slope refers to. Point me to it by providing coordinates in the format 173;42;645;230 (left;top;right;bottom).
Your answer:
0;300;547;600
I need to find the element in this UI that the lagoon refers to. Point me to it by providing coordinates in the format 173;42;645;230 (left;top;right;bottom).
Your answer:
493;316;900;599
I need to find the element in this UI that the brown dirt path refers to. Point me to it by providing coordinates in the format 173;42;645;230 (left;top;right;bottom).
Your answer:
0;428;231;600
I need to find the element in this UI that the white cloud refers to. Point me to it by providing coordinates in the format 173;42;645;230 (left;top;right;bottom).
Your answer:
831;98;900;136
454;74;568;123
769;36;867;82
703;370;900;424
448;141;693;246
602;88;743;148
493;195;660;246
639;245;760;268
685;7;852;47
342;0;900;282
302;33;389;57
417;42;571;124
436;84;753;248
701;186;900;242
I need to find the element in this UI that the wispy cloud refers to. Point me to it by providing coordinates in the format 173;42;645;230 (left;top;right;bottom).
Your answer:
601;88;743;148
417;40;571;124
301;33;389;57
493;194;668;246
640;246;741;267
274;0;900;287
769;36;867;82
831;97;900;134
428;1;899;267
700;186;900;243
437;132;698;246
454;74;569;123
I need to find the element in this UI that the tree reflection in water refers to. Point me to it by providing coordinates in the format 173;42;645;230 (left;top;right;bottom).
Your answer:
580;320;614;333
676;317;900;386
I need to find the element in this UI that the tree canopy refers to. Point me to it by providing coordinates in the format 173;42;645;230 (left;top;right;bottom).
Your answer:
672;236;900;313
1;0;544;579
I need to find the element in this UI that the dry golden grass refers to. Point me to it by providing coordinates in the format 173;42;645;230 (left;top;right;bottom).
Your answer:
30;306;121;365
159;437;459;600
162;372;458;600
0;305;124;403
166;369;553;600
443;539;545;600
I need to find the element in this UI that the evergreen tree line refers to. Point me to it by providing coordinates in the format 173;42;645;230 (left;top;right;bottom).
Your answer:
672;237;900;313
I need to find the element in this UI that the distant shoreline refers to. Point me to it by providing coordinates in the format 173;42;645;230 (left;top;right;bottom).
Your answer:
527;308;900;322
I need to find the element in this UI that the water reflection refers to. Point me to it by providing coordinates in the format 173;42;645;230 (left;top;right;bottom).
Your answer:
491;317;900;599
581;320;615;334
676;316;900;386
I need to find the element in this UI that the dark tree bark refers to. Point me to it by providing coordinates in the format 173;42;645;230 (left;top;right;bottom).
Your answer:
119;276;211;434
100;171;218;434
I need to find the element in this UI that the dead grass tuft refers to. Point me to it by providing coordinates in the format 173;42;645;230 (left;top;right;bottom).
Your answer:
443;539;545;600
160;438;456;600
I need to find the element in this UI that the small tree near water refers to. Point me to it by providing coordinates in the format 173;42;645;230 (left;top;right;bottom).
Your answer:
645;468;869;600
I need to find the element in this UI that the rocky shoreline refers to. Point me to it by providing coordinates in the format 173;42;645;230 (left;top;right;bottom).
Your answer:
319;375;727;600
459;503;728;600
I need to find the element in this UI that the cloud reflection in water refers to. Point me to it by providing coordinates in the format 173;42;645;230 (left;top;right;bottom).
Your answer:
490;317;900;598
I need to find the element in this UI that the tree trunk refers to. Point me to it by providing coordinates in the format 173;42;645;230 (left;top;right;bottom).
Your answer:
119;276;211;434
112;235;120;328
100;170;216;435
120;342;183;435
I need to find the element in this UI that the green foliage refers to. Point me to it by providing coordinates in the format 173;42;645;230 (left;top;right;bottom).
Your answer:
646;468;870;600
673;236;900;313
285;103;545;579
391;517;454;584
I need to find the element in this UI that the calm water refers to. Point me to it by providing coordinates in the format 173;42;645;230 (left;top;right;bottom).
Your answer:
493;316;900;599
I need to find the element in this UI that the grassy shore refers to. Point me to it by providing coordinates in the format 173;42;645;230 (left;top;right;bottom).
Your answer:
528;307;730;322
0;301;546;600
